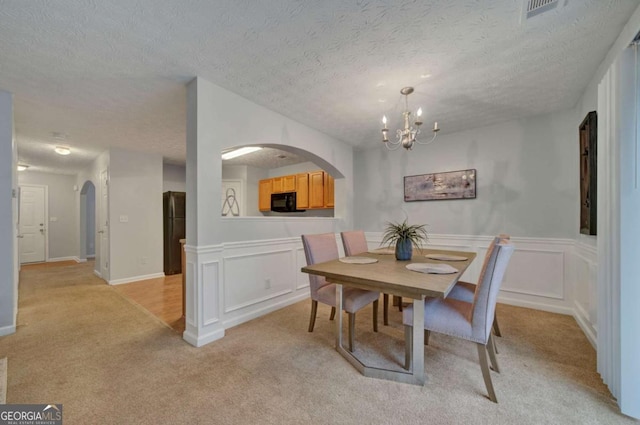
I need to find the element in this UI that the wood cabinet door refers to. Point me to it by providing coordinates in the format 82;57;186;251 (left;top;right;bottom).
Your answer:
296;173;309;209
272;177;283;193
283;175;296;192
324;173;334;208
259;179;272;211
309;171;325;208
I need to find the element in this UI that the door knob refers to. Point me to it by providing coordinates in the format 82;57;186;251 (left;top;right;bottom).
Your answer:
98;230;104;234
17;235;24;239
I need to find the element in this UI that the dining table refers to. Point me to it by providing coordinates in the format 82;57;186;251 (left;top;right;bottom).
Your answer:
301;247;476;386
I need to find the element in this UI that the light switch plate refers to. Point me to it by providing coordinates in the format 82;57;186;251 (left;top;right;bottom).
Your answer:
119;215;128;223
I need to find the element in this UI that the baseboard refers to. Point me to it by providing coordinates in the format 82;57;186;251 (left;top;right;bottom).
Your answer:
222;292;309;329
47;256;76;263
497;295;573;316
0;357;6;404
86;255;95;259
0;325;16;337
573;301;597;349
108;272;165;286
93;270;102;278
73;256;87;263
182;327;225;347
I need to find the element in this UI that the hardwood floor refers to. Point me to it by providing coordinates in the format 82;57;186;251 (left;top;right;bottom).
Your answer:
114;273;185;333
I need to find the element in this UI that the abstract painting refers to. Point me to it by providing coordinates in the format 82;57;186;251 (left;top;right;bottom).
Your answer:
404;169;476;201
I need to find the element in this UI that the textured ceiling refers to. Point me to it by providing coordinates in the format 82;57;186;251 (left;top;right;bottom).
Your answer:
223;147;308;169
0;0;638;175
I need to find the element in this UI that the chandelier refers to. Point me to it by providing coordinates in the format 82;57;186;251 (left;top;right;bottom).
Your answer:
381;87;439;151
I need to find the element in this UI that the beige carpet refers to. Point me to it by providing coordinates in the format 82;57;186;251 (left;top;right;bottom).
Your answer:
0;261;636;424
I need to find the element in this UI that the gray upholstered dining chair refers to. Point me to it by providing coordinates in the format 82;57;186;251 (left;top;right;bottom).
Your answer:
340;230;389;326
402;238;514;402
447;234;510;338
302;233;380;352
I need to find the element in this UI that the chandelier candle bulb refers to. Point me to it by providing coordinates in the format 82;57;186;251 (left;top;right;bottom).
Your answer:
433;121;439;131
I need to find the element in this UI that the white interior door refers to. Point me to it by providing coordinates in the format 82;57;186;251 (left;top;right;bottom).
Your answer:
99;169;109;280
19;185;46;263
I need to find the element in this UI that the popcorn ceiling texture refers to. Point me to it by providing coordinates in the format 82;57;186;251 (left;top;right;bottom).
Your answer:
0;0;637;174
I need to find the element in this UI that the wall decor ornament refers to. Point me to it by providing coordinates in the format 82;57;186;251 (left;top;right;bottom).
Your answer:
404;169;476;201
579;111;597;235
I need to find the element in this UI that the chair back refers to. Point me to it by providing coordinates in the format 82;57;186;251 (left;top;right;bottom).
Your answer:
340;230;368;256
470;239;514;343
301;233;340;298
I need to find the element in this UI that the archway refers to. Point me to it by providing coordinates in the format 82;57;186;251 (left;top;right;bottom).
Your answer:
79;181;96;261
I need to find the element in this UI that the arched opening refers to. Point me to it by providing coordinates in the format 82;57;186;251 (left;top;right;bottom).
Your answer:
79;181;96;261
220;143;344;217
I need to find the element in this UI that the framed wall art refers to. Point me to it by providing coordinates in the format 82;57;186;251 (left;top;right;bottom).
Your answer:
579;111;597;235
404;169;476;202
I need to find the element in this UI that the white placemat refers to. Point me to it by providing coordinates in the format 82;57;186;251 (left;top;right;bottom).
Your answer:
368;247;395;255
424;253;467;261
406;263;459;274
339;256;379;264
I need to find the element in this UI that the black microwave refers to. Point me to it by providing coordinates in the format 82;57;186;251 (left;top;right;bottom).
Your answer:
271;192;305;212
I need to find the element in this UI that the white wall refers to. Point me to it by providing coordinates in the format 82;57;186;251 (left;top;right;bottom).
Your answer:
184;77;355;346
354;108;578;238
108;148;163;283
267;161;319;177
18;171;78;261
0;90;16;336
163;163;186;192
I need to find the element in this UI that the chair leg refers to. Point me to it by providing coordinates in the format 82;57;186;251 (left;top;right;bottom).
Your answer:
492;315;502;337
404;325;412;370
372;299;379;332
487;334;500;373
329;306;336;321
424;330;430;346
383;294;389;326
348;313;355;352
477;343;498;403
308;300;318;332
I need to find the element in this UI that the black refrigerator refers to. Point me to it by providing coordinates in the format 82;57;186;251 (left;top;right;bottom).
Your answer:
163;191;186;275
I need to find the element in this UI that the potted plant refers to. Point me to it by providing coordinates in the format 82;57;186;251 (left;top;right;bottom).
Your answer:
381;219;428;261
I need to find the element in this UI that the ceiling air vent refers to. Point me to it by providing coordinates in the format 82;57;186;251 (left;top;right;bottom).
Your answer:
522;0;559;20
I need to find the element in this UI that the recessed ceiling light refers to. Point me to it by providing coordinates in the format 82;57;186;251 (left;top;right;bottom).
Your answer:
420;73;432;79
221;146;262;160
378;99;387;103
54;146;71;155
17;164;29;171
376;81;386;88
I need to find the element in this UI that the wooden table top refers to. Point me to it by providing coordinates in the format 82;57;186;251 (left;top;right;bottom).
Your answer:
301;248;476;300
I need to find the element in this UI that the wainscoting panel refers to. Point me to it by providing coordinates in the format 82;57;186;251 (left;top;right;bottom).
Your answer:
223;249;294;313
296;247;310;290
202;261;220;326
500;248;565;300
572;241;598;347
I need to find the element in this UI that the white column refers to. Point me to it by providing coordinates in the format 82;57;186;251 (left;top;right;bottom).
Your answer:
597;46;640;419
0;90;17;336
183;77;225;347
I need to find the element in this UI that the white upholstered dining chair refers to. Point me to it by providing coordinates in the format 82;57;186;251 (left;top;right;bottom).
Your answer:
402;238;514;402
447;234;510;338
340;230;390;326
302;233;380;352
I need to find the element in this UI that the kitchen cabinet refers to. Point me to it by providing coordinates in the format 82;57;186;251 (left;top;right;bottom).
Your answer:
259;171;333;212
296;173;309;209
272;177;283;193
259;179;272;211
324;172;334;208
283;175;296;192
309;171;325;208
